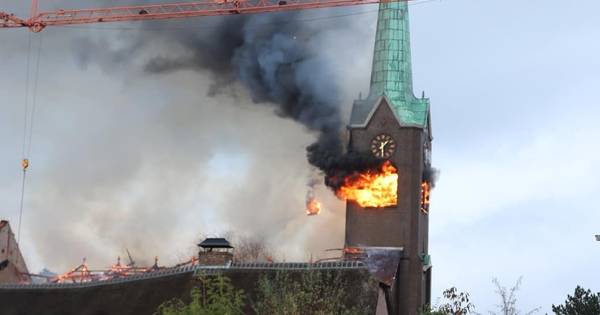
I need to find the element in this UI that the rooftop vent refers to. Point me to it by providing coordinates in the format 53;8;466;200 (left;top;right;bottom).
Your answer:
198;238;233;250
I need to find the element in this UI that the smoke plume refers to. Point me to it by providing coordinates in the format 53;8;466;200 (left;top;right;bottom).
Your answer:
138;13;363;186
2;2;377;272
423;165;440;188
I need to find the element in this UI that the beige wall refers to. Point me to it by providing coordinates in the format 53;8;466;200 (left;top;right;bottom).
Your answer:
0;220;30;283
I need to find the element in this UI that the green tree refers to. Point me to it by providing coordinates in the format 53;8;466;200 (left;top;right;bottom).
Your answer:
253;270;371;315
552;286;600;315
155;273;245;315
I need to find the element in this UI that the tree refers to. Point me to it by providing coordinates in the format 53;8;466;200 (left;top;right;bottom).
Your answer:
253;270;371;315
422;287;475;315
486;277;540;315
155;273;245;315
233;235;273;263
213;232;274;263
439;287;476;315
552;286;600;315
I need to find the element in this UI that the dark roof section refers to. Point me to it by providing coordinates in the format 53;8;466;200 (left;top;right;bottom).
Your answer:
362;247;403;287
198;238;233;249
0;261;368;290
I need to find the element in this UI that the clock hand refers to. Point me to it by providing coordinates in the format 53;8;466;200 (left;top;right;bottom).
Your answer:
378;140;390;157
379;141;388;150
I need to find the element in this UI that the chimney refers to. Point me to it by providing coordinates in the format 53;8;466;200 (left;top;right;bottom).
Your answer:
197;238;234;266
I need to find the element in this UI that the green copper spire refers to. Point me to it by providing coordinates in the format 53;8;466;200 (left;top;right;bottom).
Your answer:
370;0;414;101
350;1;429;128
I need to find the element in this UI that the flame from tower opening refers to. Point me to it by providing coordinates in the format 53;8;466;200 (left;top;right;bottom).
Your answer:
420;181;430;213
336;161;398;208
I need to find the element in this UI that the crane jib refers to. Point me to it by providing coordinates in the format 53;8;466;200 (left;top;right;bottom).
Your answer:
0;0;409;32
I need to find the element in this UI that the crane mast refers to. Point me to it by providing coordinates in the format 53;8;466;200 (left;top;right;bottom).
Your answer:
0;0;400;32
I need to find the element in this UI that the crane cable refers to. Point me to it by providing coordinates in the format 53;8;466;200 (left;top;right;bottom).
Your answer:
18;31;43;243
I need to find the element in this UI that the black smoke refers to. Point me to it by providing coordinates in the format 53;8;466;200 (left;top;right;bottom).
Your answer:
422;165;439;188
308;146;383;191
135;13;378;190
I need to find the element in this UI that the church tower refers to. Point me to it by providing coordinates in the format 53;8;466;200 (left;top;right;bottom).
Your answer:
345;1;432;314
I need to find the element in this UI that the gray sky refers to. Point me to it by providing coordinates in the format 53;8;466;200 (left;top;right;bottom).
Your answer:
1;0;599;313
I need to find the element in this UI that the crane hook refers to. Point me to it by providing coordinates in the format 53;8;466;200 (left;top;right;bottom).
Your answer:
28;22;45;33
22;159;29;171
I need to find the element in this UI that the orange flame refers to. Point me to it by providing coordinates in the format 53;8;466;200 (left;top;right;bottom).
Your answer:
337;161;398;208
344;247;362;254
420;181;430;213
306;198;321;216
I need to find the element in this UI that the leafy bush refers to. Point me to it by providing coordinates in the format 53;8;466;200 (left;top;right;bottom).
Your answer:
155;273;245;315
253;270;371;315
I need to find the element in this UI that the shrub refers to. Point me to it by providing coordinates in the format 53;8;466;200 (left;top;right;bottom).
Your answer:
155;273;245;315
253;270;371;315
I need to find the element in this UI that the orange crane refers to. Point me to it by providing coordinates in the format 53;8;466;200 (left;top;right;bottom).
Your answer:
0;0;406;33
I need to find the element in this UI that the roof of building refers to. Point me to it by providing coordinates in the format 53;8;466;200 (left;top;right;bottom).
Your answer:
350;1;430;128
361;247;403;286
0;261;368;290
198;238;233;249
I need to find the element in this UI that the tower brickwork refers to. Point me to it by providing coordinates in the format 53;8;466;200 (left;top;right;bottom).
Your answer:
345;2;432;314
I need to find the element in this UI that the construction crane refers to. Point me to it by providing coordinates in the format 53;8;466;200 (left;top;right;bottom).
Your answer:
0;0;403;33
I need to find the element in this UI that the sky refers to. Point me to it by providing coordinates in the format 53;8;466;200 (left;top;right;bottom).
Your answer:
1;0;600;313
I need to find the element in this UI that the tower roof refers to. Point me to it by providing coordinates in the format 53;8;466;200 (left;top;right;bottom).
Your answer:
350;1;430;128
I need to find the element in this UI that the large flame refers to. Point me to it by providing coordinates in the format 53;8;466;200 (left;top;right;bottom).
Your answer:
337;161;398;208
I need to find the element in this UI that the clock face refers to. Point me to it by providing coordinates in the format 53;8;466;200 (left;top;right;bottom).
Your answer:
371;134;396;159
